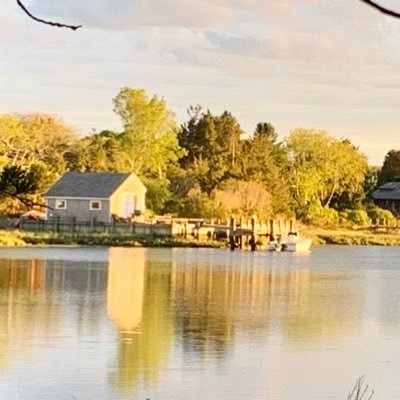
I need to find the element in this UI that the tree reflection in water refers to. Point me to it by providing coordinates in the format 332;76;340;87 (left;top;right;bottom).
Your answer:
106;249;365;393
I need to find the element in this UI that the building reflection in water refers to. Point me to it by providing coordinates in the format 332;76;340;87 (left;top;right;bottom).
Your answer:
107;248;173;392
0;256;107;373
107;249;365;393
0;259;56;370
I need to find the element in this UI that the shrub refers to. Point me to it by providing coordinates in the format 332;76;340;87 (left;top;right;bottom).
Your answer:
367;206;395;222
306;204;339;227
346;209;370;226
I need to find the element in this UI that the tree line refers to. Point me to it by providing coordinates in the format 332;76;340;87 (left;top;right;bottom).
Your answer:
0;87;397;223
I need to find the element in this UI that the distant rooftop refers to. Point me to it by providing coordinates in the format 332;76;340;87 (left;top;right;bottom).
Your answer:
45;172;132;198
372;181;400;200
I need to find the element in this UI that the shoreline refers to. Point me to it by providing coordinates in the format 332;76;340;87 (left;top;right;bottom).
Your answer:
304;227;400;246
0;229;400;248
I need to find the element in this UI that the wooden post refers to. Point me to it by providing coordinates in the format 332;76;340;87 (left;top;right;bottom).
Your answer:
54;216;60;233
71;217;76;233
250;233;256;252
171;219;175;238
229;217;236;251
90;217;95;233
269;219;275;240
250;216;257;251
251;216;257;233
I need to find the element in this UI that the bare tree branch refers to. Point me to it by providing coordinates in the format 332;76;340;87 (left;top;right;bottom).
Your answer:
359;0;400;19
348;376;374;400
16;0;82;31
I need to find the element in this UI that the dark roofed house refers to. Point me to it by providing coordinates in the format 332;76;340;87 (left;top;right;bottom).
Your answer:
372;182;400;215
45;172;147;222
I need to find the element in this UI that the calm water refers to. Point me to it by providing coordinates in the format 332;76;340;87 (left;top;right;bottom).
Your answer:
0;246;399;399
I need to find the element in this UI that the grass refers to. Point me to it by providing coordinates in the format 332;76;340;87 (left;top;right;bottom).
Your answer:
0;227;399;248
3;230;227;248
304;226;400;246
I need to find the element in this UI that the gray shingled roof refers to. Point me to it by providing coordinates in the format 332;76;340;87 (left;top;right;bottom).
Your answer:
45;172;131;198
372;182;400;200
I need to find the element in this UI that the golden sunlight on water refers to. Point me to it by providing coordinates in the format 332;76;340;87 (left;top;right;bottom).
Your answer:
0;246;398;399
0;259;60;371
107;248;173;392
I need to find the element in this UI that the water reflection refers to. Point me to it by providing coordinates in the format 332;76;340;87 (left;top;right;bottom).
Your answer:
107;248;173;392
0;247;374;399
0;257;106;373
172;256;364;352
0;259;58;370
106;249;366;393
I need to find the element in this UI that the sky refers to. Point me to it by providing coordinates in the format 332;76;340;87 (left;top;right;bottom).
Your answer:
1;0;400;165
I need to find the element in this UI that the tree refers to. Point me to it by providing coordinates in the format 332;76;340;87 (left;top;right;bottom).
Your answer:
363;165;379;204
213;179;273;218
0;113;77;197
286;129;367;218
178;107;243;194
112;88;184;212
254;122;278;143
378;150;400;185
0;165;42;208
65;130;123;172
113;88;183;179
238;122;291;215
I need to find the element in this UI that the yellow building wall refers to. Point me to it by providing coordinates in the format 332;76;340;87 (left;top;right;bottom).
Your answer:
110;174;147;218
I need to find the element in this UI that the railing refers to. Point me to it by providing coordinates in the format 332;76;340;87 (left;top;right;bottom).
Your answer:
20;217;174;237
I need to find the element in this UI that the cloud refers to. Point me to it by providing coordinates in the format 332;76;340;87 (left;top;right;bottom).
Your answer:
2;0;400;165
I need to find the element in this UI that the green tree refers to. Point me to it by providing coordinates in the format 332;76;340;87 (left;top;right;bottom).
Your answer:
112;88;184;213
0;113;77;212
113;88;183;179
65;130;123;172
378;150;400;185
286;129;367;219
0;165;42;208
178;107;243;194
363;165;379;203
254;122;278;143
0;113;76;175
238;122;291;215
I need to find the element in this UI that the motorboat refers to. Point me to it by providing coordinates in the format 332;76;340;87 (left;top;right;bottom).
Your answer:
267;232;311;253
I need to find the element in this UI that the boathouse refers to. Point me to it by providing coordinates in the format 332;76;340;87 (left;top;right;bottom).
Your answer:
45;172;147;223
372;181;400;215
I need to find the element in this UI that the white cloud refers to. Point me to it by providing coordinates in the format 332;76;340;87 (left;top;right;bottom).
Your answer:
1;0;400;164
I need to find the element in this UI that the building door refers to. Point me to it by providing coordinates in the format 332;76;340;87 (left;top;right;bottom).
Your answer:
122;194;136;218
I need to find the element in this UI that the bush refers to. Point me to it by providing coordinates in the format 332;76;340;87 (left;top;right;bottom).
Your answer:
367;206;395;222
317;207;339;226
346;209;370;226
303;203;339;227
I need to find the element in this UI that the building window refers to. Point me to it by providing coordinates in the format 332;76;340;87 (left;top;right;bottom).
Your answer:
90;200;102;211
55;199;67;210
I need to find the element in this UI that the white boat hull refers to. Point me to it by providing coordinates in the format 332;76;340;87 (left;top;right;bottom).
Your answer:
268;238;312;253
282;238;312;252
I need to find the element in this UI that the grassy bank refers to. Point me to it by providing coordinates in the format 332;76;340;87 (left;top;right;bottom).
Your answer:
0;228;399;248
304;227;400;246
0;230;226;248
